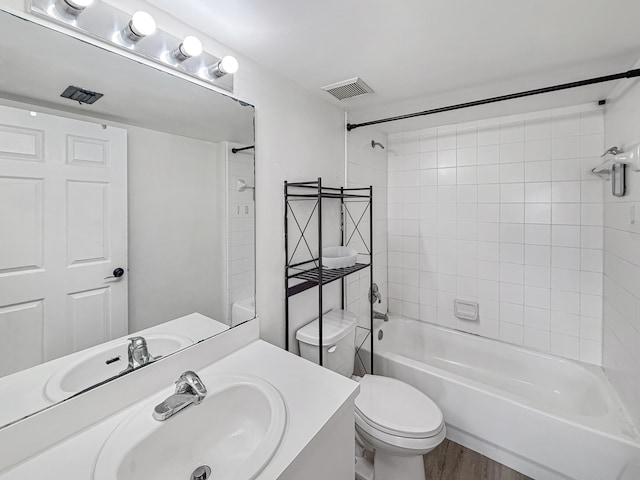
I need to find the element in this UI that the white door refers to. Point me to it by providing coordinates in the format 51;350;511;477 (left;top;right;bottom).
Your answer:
0;105;127;376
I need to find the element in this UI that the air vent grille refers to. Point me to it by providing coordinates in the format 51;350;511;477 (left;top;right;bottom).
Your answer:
60;85;104;105
322;77;373;101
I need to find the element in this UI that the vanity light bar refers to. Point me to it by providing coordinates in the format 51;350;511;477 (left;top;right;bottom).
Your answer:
29;0;237;93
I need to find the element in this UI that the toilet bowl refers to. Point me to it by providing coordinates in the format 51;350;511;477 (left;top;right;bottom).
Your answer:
355;374;446;480
297;310;446;480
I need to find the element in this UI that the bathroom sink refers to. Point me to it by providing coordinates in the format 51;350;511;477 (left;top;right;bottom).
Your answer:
93;374;287;480
44;334;193;402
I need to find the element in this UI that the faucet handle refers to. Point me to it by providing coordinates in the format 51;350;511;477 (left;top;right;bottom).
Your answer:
175;371;207;402
128;336;147;349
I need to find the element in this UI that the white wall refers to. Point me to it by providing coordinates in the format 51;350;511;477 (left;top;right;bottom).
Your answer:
602;78;640;427
127;126;223;332
0;0;348;348
387;104;605;363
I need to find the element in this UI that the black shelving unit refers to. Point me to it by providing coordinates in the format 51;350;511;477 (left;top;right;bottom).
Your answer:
285;178;374;373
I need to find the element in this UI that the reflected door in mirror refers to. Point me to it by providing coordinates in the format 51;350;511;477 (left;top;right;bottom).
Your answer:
0;105;128;376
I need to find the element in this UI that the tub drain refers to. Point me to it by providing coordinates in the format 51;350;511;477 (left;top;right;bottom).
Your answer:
378;330;384;340
191;465;211;480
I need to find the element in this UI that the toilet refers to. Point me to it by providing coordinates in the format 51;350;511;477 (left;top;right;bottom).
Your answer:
297;309;446;480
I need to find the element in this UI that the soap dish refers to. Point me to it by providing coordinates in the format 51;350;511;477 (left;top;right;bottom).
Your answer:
321;246;358;269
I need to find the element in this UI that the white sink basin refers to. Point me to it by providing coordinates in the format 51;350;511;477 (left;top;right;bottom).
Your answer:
44;334;192;402
93;374;287;480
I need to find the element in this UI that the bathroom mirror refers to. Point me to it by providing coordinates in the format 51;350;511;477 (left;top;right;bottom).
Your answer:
0;11;255;428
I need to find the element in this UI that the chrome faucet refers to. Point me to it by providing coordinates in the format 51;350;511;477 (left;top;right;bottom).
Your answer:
369;283;388;321
153;371;207;421
119;336;157;374
374;311;389;322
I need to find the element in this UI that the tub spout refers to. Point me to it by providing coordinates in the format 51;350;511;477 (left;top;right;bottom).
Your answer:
373;311;389;322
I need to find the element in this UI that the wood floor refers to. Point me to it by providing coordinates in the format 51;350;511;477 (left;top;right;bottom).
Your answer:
423;439;532;480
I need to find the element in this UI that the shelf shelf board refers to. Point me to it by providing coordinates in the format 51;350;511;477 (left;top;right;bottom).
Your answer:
285;181;372;200
287;263;370;297
285;192;371;200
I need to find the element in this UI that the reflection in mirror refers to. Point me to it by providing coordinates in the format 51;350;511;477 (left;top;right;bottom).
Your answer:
0;11;255;427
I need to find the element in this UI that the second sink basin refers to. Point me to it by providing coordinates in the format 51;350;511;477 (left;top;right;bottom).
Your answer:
93;374;287;480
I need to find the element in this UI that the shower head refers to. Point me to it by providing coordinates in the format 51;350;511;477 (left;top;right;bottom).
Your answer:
237;178;255;192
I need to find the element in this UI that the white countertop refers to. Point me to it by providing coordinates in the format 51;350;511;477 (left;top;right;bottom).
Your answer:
0;340;359;479
0;313;228;428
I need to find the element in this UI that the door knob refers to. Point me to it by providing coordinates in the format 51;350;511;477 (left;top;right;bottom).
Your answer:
105;268;125;279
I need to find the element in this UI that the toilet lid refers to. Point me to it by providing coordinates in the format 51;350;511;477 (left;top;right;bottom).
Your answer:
355;375;444;439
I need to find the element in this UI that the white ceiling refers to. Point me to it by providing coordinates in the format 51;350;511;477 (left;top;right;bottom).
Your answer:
0;10;254;143
149;0;640;132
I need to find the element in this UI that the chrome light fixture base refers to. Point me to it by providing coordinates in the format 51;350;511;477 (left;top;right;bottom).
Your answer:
55;0;92;17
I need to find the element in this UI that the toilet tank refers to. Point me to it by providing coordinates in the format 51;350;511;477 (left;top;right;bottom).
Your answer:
296;309;357;377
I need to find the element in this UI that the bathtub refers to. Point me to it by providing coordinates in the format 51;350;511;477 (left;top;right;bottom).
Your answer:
367;315;640;480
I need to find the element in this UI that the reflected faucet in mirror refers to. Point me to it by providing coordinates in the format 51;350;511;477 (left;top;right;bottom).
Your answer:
153;371;208;421
120;337;158;374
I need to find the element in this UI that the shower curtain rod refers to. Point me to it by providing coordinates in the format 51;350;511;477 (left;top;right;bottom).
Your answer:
232;145;255;154
346;68;640;131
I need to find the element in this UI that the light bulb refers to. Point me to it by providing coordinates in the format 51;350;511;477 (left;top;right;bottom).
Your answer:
122;11;156;42
56;0;93;16
130;11;156;37
181;36;203;57
172;35;203;61
220;56;239;74
209;55;239;78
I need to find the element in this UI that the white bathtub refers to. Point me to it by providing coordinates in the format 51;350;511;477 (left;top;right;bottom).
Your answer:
368;315;640;480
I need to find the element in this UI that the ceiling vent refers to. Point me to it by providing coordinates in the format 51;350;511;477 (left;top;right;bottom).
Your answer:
322;77;373;101
60;85;104;105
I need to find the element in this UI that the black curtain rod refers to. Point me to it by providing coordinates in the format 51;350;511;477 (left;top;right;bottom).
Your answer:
232;145;255;154
346;68;640;131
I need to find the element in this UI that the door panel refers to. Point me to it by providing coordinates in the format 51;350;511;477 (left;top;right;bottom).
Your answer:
66;181;110;265
67;287;111;351
0;124;44;161
0;176;43;273
0;300;44;376
0;105;127;374
66;135;110;167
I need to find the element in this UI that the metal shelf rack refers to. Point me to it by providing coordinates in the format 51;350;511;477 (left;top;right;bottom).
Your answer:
285;178;374;373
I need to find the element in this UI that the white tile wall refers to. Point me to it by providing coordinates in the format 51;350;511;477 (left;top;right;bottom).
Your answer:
346;128;388;329
387;104;605;363
602;78;640;427
227;145;255;320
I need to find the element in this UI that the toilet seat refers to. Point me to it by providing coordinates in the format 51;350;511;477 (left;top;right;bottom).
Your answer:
355;412;446;455
354;375;444;439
